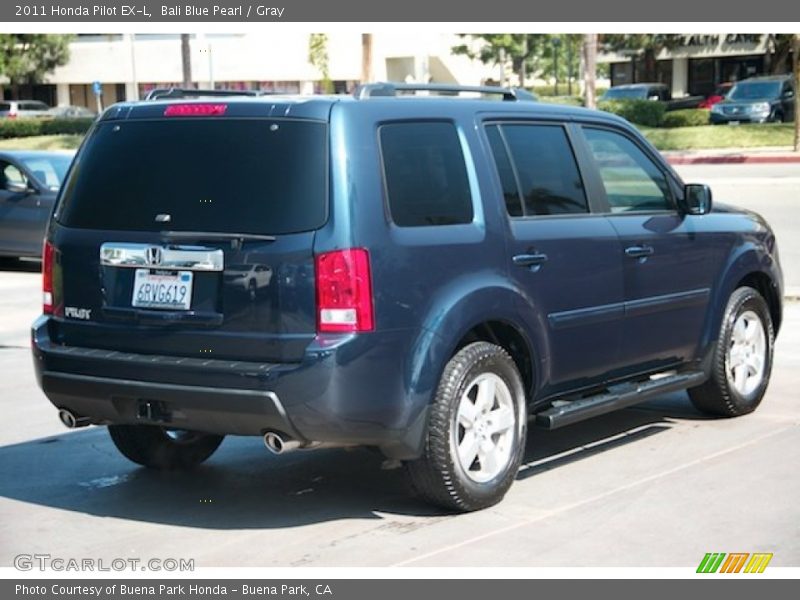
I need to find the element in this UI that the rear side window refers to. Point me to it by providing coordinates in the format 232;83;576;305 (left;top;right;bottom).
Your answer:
486;123;588;216
57;119;328;235
380;121;473;227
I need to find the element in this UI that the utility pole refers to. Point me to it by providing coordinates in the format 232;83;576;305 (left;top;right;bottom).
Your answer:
180;34;192;88
583;34;597;109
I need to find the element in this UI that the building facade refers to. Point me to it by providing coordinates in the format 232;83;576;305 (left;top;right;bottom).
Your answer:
1;33;497;109
600;34;793;98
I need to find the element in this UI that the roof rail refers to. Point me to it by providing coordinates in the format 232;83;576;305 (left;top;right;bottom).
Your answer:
144;87;265;101
353;82;537;102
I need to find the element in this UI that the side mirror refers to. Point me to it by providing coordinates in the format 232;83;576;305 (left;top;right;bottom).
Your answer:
648;94;660;101
5;180;30;194
783;89;795;99
683;184;713;215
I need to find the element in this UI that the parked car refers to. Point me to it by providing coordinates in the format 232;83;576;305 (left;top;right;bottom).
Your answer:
46;105;97;119
698;83;733;109
601;83;703;110
710;75;796;124
33;84;783;511
0;150;73;259
0;100;51;119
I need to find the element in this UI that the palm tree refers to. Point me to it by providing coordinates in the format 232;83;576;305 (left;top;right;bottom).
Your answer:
361;34;373;84
180;34;192;88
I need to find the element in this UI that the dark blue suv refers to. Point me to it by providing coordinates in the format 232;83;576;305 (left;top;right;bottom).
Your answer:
32;84;783;511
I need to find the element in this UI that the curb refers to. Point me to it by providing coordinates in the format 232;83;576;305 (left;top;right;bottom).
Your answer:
665;154;800;165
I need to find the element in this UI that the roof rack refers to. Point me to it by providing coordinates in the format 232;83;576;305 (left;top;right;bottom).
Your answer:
144;87;266;101
354;82;537;102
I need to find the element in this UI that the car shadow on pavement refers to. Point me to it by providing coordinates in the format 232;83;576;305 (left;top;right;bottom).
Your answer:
0;258;41;273
0;391;708;528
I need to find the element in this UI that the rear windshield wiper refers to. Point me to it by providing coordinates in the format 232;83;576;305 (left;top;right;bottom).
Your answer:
160;231;277;250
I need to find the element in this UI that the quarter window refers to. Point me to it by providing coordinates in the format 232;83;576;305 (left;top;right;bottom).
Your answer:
486;123;588;216
583;127;673;212
380;122;473;227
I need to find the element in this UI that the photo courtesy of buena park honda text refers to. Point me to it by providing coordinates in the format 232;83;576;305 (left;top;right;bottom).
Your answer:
0;0;798;597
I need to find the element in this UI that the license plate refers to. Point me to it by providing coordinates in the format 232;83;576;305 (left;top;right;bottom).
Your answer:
132;269;193;310
728;120;740;126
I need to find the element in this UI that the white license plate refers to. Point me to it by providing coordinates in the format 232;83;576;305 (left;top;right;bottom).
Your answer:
132;269;193;310
728;120;741;126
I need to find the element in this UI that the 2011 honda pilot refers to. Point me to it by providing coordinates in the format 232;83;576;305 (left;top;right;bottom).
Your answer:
32;84;783;511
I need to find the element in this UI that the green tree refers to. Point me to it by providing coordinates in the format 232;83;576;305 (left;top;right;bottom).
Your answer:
601;34;682;83
0;34;72;99
453;34;586;92
766;34;795;75
452;34;548;87
308;33;333;93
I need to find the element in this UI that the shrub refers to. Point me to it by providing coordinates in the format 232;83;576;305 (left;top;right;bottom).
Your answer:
597;99;666;127
0;117;94;139
661;108;710;128
539;95;584;107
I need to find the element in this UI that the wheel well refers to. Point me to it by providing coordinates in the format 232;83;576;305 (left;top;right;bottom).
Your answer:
455;321;534;396
737;272;782;333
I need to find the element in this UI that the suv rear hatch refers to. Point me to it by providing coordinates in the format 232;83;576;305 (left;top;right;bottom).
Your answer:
50;103;329;363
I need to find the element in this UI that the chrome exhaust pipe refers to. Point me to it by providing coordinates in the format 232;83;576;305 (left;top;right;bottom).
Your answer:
263;431;303;455
58;408;90;429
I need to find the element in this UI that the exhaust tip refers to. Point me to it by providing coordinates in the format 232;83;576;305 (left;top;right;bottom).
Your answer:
264;432;284;454
58;408;90;429
58;409;77;429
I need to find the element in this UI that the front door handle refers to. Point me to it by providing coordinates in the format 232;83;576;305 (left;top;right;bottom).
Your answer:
625;245;654;259
513;253;548;267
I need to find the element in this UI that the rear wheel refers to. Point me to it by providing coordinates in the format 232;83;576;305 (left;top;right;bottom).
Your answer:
689;287;774;416
108;424;224;469
405;342;527;512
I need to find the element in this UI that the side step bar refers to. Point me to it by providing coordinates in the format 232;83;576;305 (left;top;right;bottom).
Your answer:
535;370;707;430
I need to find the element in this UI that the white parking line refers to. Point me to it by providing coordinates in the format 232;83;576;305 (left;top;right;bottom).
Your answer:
391;424;796;567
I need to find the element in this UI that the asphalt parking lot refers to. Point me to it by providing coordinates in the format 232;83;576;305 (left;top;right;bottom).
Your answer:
0;161;798;568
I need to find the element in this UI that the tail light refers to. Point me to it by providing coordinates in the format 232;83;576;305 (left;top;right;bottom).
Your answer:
315;248;374;333
42;240;55;314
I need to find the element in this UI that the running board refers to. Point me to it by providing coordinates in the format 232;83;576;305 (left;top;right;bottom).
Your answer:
535;370;707;430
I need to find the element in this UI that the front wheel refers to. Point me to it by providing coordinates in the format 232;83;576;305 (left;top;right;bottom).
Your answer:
689;286;774;416
405;342;527;512
108;424;224;469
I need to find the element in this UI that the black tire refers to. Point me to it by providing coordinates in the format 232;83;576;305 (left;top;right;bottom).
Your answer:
405;342;527;512
108;424;224;470
689;287;774;417
248;279;257;301
771;111;784;123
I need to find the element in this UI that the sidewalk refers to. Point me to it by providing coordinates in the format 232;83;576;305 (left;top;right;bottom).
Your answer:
663;146;800;165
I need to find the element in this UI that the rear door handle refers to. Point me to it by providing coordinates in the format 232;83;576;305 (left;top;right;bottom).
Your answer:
513;253;548;267
625;245;654;259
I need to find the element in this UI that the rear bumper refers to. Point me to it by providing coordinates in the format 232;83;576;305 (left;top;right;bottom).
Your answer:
32;316;429;459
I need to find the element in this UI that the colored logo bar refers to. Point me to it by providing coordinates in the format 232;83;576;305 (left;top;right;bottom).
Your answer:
697;553;773;573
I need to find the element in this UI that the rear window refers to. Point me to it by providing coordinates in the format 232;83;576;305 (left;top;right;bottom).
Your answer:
379;121;473;227
57;119;328;235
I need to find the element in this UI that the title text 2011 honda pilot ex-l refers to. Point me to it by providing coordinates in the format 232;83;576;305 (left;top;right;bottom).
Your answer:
32;84;783;512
